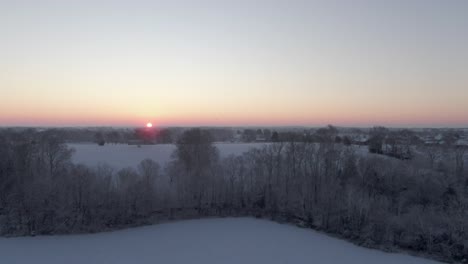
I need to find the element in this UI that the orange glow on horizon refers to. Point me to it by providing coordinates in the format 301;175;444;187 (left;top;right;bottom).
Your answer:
1;109;467;128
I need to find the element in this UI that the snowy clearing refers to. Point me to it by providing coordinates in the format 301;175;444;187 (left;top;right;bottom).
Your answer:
0;218;439;264
69;143;374;170
69;143;265;170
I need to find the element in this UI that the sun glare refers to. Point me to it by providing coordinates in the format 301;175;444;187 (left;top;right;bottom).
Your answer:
146;122;153;128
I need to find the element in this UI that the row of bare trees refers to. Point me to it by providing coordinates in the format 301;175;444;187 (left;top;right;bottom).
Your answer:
0;128;467;262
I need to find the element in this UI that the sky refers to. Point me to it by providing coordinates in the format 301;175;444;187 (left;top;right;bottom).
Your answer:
1;0;467;127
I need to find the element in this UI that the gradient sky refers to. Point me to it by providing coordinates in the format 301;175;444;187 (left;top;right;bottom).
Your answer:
1;0;467;127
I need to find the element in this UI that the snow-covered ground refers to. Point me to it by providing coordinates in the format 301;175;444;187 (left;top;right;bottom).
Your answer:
0;218;439;264
69;143;265;170
69;143;382;170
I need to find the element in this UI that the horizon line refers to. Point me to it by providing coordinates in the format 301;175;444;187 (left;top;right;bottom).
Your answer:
2;125;468;130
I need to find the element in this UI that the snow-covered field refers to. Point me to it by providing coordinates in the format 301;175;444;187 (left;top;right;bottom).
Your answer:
0;218;439;264
69;143;377;170
69;143;265;170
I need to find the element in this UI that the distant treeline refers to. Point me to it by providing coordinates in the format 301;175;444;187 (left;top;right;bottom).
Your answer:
0;128;467;262
3;126;465;151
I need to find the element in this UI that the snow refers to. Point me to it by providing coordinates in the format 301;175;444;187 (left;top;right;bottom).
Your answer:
0;218;439;264
69;143;266;170
69;143;389;170
69;142;387;171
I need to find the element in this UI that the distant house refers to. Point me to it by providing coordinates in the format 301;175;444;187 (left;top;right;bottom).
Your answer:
455;139;468;146
352;134;369;145
421;134;443;145
232;133;242;142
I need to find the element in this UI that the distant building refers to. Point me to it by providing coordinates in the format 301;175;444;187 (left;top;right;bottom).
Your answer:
455;139;468;146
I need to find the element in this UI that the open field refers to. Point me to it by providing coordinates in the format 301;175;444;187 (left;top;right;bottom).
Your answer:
69;143;268;169
0;218;440;264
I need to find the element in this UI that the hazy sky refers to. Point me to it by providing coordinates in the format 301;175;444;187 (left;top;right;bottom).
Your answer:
1;0;467;127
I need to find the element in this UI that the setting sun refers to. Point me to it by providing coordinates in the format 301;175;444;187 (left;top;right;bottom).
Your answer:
1;2;467;263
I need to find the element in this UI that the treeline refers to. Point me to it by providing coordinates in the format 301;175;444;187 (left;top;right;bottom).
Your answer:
0;129;467;262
